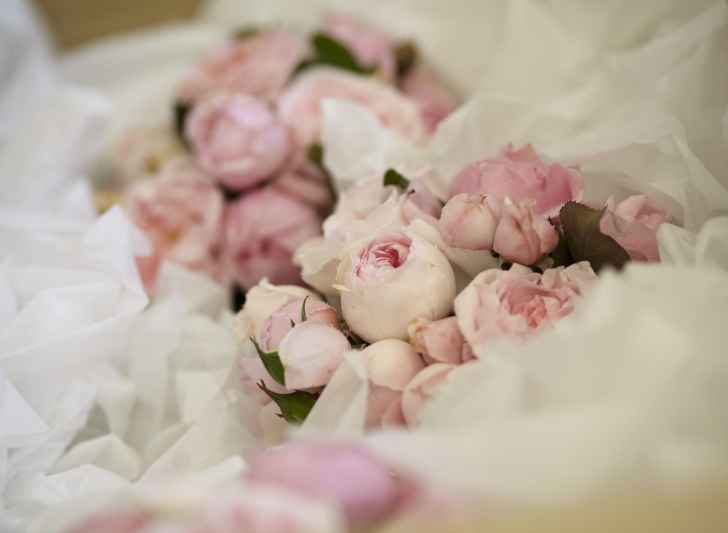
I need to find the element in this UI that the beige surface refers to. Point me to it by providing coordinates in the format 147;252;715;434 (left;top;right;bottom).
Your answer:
33;0;203;50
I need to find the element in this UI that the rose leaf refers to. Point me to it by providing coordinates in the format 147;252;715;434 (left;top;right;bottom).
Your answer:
258;382;319;424
250;337;285;386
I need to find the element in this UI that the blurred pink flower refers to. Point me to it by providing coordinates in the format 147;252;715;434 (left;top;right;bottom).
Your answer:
400;64;459;133
186;93;292;191
271;148;334;212
450;145;583;216
408;317;473;365
176;30;308;103
68;510;149;533
600;194;670;262
222;187;321;289
492;199;558;266
401;363;455;426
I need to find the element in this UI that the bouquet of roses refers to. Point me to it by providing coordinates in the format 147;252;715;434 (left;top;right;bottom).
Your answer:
107;12;458;296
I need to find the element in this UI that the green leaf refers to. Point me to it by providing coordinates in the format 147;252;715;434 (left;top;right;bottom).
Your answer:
250;337;285;386
549;228;574;268
394;40;418;78
173;101;191;146
383;168;410;190
258;382;319;424
559;202;630;272
292;33;376;77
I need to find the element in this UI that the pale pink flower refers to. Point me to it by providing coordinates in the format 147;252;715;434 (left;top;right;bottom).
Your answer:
223;187;321;289
125;158;223;292
408;317;473;365
245;441;414;527
322;12;397;80
176;30;308;103
450;145;583;216
67;510;149;533
271;148;334;212
600;195;670;262
258;297;339;351
400;64;459;133
401;178;443;225
492;199;558;266
455;263;597;353
111;125;185;184
277;68;426;146
240;355;289;406
401;363;455;426
186;93;292;191
438;193;498;250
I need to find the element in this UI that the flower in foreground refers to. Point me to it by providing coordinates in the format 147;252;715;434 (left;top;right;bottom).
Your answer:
600;194;670;262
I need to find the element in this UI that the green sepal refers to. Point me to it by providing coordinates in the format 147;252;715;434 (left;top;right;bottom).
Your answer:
250;337;285;386
258;382;319;424
383;168;410;190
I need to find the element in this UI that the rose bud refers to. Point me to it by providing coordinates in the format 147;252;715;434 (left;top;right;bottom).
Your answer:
277;68;426;146
363;339;426;428
400;63;459;133
455;263;597;354
223;187;321;290
600;194;670;262
176;29;308;103
438;193;498;250
337;231;456;342
408;317;473;365
492;198;558;266
322;12;397;80
245;441;415;527
401;178;443;225
401;363;455;426
450;144;583;216
125;158;224;292
278;322;351;389
185;93;292;191
240;355;290;406
258;297;339;351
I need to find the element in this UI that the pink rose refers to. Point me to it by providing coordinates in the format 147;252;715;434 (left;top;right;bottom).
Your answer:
400;64;459;133
337;231;456;342
176;30;308;103
185;93;292;191
401;177;443;225
600;195;670;262
450;145;583;216
362;339;426;428
245;441;414;527
277;68;426;146
455;263;597;353
401;363;455;426
271;149;335;212
223;187;321;289
492;199;558;266
408;317;473;365
125;158;223;292
438;193;498;250
258;297;339;351
68;510;149;533
322;12;397;80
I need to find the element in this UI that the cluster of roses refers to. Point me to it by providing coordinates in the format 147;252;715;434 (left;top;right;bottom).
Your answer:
121;13;458;294
237;144;670;429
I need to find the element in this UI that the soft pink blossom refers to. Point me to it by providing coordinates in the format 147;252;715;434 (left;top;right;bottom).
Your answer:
271;148;334;212
176;30;308;103
278;68;426;146
68;510;149;533
400;64;459;133
223;187;321;289
258;297;339;351
245;441;414;527
401;364;455;426
600;195;670;262
401;178;443;225
322;12;397;80
125;158;223;292
186;93;292;191
111;125;185;184
438;193;498;250
362;340;425;428
455;263;598;353
492;199;558;265
450;145;583;216
239;355;289;406
408;317;473;365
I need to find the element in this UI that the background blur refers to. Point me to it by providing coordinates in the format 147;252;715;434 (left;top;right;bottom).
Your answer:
34;0;201;49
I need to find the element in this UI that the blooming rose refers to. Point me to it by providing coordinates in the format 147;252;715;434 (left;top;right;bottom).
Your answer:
401;363;455;426
278;68;426;146
246;441;414;527
361;339;426;428
455;263;598;354
223;187;321;289
337;231;456;342
322;12;397;80
408;317;473;365
400;64;459;133
438;193;498;250
492;199;558;265
258;297;339;351
600;195;670;262
185;93;292;191
449;145;583;216
176;30;308;103
125;158;223;292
